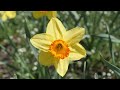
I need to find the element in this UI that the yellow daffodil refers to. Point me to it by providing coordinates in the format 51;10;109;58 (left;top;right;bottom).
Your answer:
30;18;86;77
32;11;57;19
0;11;16;21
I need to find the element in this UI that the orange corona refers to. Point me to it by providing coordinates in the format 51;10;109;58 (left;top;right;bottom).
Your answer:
49;40;70;59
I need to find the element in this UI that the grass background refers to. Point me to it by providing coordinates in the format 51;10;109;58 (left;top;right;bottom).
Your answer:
0;11;120;79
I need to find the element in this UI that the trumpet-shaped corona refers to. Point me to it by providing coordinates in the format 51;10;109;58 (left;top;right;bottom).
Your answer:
49;40;70;59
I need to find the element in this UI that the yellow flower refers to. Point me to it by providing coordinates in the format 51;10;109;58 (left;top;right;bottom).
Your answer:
0;11;16;21
32;11;57;19
30;18;86;77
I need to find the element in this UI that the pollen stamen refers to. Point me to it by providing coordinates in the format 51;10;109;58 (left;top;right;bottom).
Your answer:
49;40;70;59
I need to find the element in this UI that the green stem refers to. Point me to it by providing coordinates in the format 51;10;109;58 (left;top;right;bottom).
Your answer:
45;67;51;79
83;61;87;79
41;16;47;33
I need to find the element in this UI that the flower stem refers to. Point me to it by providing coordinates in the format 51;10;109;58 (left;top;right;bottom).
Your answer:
45;67;51;79
42;16;46;33
83;61;87;79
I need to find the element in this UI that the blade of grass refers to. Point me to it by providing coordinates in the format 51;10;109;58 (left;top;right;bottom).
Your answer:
100;53;120;78
24;17;38;59
91;34;120;43
40;16;47;33
0;44;10;56
24;16;49;79
43;16;47;33
83;61;87;79
45;66;51;79
105;23;115;64
83;12;90;34
24;17;31;39
109;11;120;29
75;12;83;26
15;53;35;79
69;11;77;21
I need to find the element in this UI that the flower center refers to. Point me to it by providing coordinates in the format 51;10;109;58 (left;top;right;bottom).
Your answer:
49;40;70;59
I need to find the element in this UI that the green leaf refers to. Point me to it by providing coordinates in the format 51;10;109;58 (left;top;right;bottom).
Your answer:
92;34;120;43
29;42;38;59
103;60;120;74
100;53;120;78
24;17;38;60
24;17;31;39
106;24;115;64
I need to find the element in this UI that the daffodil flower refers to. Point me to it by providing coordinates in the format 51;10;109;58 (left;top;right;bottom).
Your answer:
32;11;57;20
30;18;86;77
0;11;16;21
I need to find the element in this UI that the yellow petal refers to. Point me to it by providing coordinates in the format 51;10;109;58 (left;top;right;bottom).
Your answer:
47;11;57;19
54;58;69;77
46;18;66;40
6;11;16;19
32;11;45;19
69;43;86;61
30;33;54;52
38;51;58;66
65;27;85;46
1;14;7;21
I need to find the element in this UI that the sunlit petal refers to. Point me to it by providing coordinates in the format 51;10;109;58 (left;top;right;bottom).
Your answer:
65;27;85;45
46;18;66;40
30;34;54;52
68;43;86;61
54;58;69;77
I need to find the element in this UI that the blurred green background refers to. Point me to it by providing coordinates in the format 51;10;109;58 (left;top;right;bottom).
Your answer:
0;11;120;79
